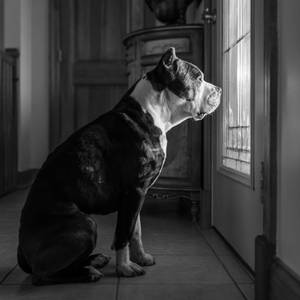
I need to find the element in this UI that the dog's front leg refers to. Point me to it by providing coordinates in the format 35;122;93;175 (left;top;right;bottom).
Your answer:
114;188;146;277
116;245;145;277
129;214;155;266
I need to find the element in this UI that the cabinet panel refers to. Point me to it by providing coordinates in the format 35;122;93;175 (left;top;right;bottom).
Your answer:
142;38;190;56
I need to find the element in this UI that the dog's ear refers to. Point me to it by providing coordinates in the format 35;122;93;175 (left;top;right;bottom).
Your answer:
161;47;177;69
146;48;178;91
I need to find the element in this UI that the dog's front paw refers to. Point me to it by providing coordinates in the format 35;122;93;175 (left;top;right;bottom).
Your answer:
131;252;155;266
116;261;146;277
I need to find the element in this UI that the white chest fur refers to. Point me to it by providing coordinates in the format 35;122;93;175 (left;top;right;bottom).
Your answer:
159;133;167;155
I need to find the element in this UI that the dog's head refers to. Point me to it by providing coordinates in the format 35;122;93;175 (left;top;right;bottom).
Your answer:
147;47;221;121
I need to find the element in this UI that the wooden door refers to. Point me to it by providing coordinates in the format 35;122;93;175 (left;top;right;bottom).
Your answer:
50;0;128;148
212;0;265;269
0;50;18;195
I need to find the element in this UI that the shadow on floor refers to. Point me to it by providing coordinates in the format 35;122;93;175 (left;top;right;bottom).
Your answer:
0;189;254;300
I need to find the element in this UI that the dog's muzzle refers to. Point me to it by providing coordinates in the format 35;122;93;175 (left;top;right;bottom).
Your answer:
194;87;222;121
207;89;221;110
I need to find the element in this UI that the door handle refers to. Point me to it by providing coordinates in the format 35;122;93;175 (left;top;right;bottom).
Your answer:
202;8;217;24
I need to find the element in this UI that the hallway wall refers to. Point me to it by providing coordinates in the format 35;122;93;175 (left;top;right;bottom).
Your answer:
277;0;300;277
4;0;49;172
0;0;3;50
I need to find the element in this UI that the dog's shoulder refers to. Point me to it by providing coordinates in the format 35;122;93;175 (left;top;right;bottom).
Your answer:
112;96;166;187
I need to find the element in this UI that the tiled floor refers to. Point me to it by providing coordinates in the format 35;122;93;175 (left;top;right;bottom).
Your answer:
0;189;254;300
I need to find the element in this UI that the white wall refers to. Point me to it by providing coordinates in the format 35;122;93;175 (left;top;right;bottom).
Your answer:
30;0;49;168
19;0;33;171
277;0;300;276
4;0;20;48
4;0;49;171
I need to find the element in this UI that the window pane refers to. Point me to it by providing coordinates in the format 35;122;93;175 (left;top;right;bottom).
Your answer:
221;0;251;175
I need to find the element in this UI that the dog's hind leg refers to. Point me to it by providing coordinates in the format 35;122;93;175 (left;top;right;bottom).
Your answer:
85;253;111;270
17;246;32;274
30;216;103;285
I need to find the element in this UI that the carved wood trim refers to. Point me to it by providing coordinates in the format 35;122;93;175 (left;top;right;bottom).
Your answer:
141;37;190;56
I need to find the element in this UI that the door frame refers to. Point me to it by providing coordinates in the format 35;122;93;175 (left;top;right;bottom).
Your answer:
254;0;278;299
198;0;215;229
261;0;278;251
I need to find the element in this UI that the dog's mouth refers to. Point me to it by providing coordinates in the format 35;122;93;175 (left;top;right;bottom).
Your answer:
193;112;207;121
194;90;221;120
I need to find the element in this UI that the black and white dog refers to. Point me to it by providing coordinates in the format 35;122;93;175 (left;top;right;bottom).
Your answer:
18;48;221;284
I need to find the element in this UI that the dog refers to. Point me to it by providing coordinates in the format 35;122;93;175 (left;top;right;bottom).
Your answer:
17;47;221;285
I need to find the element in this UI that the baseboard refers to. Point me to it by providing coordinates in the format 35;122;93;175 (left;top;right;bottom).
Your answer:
17;169;38;189
213;226;255;278
270;258;300;300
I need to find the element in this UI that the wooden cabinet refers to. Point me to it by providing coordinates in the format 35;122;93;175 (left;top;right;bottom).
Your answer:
123;25;204;220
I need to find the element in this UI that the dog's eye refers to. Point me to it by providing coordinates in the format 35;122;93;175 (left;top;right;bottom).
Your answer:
186;98;192;102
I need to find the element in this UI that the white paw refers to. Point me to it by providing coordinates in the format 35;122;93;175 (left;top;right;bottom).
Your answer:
116;261;146;277
131;252;155;266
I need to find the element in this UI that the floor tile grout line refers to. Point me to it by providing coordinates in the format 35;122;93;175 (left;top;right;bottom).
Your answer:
194;224;249;300
110;282;251;286
115;276;120;300
0;264;17;285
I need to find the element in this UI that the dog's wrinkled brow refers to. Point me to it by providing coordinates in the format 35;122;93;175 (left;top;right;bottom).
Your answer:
167;61;201;99
188;64;203;80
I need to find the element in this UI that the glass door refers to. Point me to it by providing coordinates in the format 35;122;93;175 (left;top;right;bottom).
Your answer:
212;0;264;269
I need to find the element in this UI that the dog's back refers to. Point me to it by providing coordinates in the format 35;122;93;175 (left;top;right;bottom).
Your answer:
18;94;165;283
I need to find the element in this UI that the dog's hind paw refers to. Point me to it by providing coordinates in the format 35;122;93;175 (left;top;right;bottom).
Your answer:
88;253;111;269
31;266;103;285
116;261;146;277
84;266;104;282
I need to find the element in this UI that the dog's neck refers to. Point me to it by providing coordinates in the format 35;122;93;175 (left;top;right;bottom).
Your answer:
130;78;191;134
